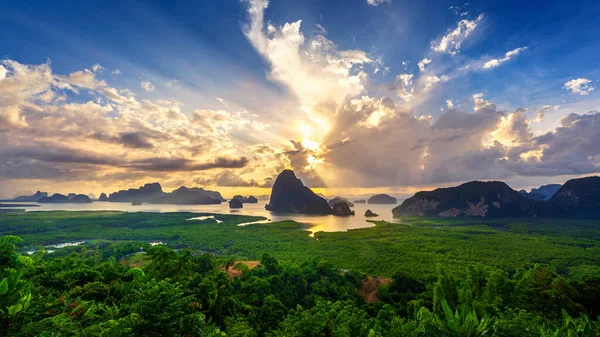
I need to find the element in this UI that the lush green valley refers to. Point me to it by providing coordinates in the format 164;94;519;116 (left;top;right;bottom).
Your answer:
1;211;600;336
2;211;600;278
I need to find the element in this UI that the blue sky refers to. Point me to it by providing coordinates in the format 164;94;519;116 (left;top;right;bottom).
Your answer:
3;0;599;113
1;0;600;197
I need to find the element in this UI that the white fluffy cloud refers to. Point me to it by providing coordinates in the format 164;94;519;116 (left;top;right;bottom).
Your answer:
423;75;449;91
0;59;287;195
563;78;595;96
244;0;372;127
431;14;483;56
140;80;156;92
367;0;391;6
0;65;8;80
3;1;597;196
239;0;600;188
91;63;104;72
418;58;431;72
482;47;527;69
395;73;414;101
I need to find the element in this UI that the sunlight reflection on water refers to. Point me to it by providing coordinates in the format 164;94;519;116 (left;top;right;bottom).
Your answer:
4;202;403;232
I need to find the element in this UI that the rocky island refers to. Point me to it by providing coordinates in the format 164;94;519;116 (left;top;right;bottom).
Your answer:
38;193;92;204
232;195;259;204
392;176;600;218
106;183;225;205
368;194;397;204
229;198;243;209
5;191;48;202
265;170;332;214
328;197;354;208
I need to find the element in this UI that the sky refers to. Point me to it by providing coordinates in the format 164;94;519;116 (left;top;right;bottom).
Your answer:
1;0;600;199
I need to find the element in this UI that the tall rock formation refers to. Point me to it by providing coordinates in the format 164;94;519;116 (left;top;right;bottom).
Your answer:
265;170;332;214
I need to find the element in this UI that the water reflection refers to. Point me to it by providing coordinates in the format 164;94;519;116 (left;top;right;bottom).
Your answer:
3;202;402;232
187;215;223;223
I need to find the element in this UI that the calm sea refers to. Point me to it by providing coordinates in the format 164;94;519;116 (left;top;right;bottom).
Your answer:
1;201;401;232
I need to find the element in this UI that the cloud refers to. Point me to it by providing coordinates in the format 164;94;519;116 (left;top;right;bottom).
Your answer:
1;145;123;166
243;0;372;128
208;170;272;187
510;112;600;176
238;0;596;189
0;59;281;192
367;0;391;6
111;69;121;75
449;5;468;16
119;132;155;149
395;73;414;101
91;64;104;72
423;75;449;91
167;79;179;87
4;3;598;195
563;78;595;96
140;80;156;92
314;24;327;34
482;47;527;69
534;105;559;122
302;89;600;187
0;65;7;80
431;14;483;56
1;144;248;173
64;69;107;90
418;58;431;72
216;97;228;106
127;156;249;172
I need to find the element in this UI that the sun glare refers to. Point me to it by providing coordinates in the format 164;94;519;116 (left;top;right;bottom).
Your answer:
306;154;323;169
301;138;320;152
297;123;312;137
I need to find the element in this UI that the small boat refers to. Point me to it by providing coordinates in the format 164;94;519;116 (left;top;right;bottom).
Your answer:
131;201;142;206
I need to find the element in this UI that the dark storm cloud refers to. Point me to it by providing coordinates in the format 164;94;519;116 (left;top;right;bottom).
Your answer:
91;132;155;149
119;132;155;149
0;159;69;179
1;147;124;166
0;143;250;179
127;156;249;172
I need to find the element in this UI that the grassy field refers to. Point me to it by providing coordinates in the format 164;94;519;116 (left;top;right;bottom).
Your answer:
1;211;599;278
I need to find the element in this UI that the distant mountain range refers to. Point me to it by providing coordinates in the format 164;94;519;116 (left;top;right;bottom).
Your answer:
5;191;48;202
7;173;600;218
38;193;92;204
104;183;226;205
4;183;227;205
3;191;92;203
393;176;600;219
519;184;561;201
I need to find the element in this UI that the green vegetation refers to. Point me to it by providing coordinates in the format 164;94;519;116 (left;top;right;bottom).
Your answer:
2;211;600;278
1;211;600;335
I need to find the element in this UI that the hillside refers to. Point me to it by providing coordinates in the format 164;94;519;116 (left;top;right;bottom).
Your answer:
392;181;540;218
